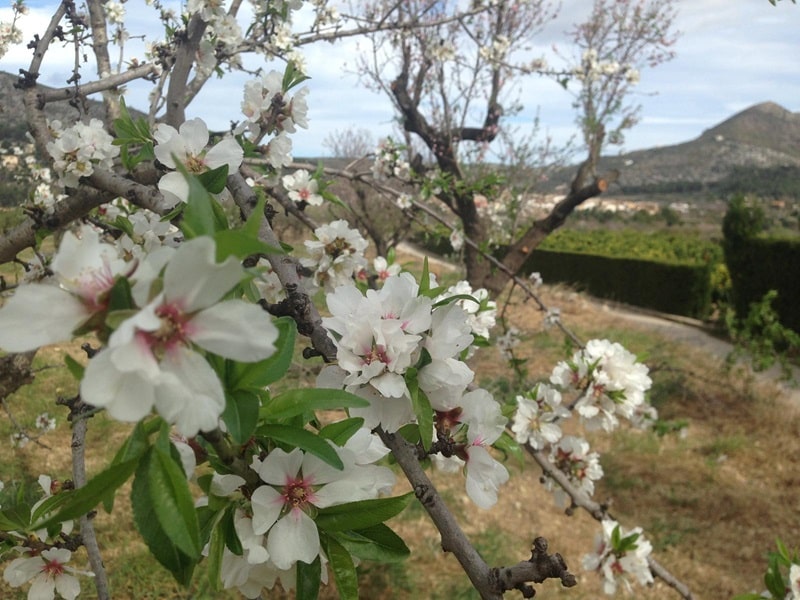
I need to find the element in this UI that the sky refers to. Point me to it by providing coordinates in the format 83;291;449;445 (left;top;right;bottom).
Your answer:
1;0;799;158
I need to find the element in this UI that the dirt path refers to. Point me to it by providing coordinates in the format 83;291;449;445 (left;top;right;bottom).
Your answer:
591;299;800;406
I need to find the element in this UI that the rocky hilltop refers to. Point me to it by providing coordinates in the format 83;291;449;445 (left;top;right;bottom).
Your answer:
592;102;800;192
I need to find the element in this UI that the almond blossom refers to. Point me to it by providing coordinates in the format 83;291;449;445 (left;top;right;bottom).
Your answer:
582;519;654;595
153;118;243;205
0;225;129;353
249;445;394;570
512;383;571;450
546;435;603;507
3;548;91;600
282;169;323;206
80;236;278;435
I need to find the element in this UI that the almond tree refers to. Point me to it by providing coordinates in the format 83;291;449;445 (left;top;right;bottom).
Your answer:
353;0;678;293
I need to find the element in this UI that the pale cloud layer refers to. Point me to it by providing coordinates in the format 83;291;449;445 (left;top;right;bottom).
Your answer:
1;1;798;157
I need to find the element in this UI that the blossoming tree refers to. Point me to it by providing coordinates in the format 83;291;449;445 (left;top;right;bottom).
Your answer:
0;1;797;599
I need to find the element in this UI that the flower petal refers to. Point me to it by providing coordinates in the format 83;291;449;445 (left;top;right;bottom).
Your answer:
256;447;303;485
205;137;243;171
250;485;283;536
158;171;190;205
189;301;277;361
164;237;243;313
156;347;225;436
0;285;88;352
266;510;319;570
81;350;156;421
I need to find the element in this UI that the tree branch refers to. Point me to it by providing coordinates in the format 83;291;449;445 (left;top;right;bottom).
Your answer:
528;447;694;599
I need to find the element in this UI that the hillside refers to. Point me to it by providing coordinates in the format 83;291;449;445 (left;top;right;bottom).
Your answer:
589;102;800;194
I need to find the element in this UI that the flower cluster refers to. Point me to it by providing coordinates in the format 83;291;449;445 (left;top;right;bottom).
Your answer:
238;70;309;168
582;519;654;595
546;435;604;507
153;118;243;206
319;272;509;508
300;220;368;293
46;119;120;188
2;475;94;600
550;339;654;432
512;383;570;450
212;429;395;595
371;138;410;181
0;227;278;436
434;280;497;340
479;34;510;63
575;49;639;84
282;169;323;206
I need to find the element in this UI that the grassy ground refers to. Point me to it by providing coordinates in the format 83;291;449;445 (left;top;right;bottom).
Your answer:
1;277;798;599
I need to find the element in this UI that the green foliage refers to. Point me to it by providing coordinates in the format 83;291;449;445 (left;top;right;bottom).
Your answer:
722;195;766;242
525;249;715;318
539;228;722;266
715;165;800;200
113;97;156;170
733;539;799;600
725;290;800;379
722;196;800;332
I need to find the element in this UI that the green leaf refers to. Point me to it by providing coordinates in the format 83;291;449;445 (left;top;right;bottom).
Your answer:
256;425;344;470
135;446;201;558
198;164;229;194
417;257;446;298
222;389;260;444
431;293;479;309
405;368;432;451
178;163;229;239
260;388;369;421
229;316;297;389
131;447;200;585
103;419;158;511
213;229;284;262
493;431;524;467
206;513;225;591
315;493;413;533
0;507;30;532
318;418;365;445
320;534;358;600
33;457;140;529
334;523;410;563
63;354;84;381
241;194;266;238
107;276;135;312
112;215;135;238
296;557;321;600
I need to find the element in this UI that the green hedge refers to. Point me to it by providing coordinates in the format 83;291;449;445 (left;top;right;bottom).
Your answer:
724;236;800;332
523;249;714;318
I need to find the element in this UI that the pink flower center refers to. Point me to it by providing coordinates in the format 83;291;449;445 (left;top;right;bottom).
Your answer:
184;154;207;174
281;475;316;510
298;188;311;201
363;344;389;366
41;558;65;578
75;261;116;311
144;302;192;354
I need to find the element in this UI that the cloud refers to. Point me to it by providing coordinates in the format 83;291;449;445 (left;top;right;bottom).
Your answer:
2;0;798;158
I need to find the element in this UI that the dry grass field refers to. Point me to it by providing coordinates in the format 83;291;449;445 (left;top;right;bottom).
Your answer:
1;268;798;599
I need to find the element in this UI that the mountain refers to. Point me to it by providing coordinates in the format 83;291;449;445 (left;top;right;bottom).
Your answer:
587;102;800;194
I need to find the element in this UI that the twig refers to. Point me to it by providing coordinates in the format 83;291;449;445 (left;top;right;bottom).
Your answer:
69;402;110;599
527;447;694;599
